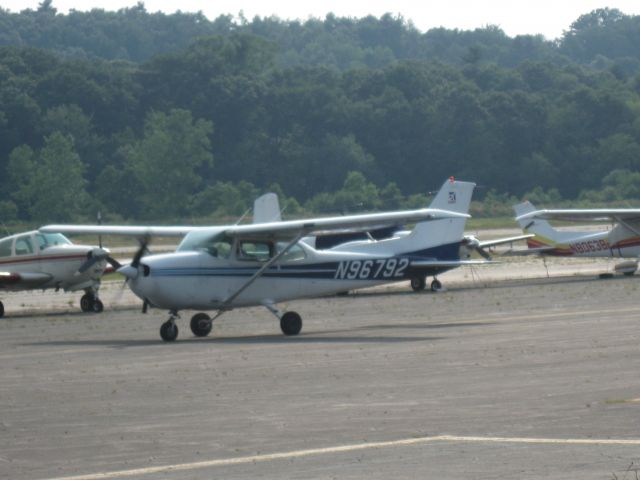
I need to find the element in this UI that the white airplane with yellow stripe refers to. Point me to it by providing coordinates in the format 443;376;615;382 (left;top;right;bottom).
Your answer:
41;179;485;342
514;201;640;275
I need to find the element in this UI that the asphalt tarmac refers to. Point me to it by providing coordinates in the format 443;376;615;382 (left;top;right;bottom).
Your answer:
2;272;640;479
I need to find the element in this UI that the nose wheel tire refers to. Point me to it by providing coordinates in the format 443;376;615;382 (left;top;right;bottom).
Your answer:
410;276;426;292
431;279;442;292
280;311;302;336
0;300;4;318
190;313;213;337
160;321;179;342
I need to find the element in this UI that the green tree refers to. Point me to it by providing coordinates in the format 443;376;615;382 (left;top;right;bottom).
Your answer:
8;132;90;221
123;108;214;218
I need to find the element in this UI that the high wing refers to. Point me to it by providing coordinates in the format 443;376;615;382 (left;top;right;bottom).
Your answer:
0;271;52;288
42;208;468;242
221;208;468;241
39;225;198;237
516;209;640;223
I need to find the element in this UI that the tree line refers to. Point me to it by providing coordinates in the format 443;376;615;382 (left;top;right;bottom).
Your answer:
1;5;640;222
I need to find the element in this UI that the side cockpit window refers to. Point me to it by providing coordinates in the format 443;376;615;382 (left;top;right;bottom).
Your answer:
237;241;273;262
177;231;232;258
36;233;71;250
277;242;307;262
14;235;34;256
0;238;12;258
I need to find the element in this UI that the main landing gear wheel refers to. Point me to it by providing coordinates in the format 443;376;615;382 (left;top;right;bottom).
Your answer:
190;313;212;337
280;311;302;336
80;293;93;312
80;292;103;313
0;300;4;318
410;276;426;292
92;298;104;313
431;278;442;292
160;321;179;342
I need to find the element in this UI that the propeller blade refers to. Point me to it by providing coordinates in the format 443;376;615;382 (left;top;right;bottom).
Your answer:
131;235;150;269
106;256;122;270
78;255;99;274
476;247;492;260
77;248;110;274
142;299;149;314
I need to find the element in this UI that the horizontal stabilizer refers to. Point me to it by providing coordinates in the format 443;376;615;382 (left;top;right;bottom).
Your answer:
477;234;534;249
501;246;556;256
410;259;499;268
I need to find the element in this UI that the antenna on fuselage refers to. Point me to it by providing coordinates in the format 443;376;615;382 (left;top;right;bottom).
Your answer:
97;211;103;248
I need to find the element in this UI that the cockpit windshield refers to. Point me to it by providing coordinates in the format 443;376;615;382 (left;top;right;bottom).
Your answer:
35;232;72;250
177;230;232;258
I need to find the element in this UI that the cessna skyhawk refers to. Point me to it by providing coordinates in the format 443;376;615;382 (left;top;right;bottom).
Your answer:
0;230;118;317
514;201;640;275
42;179;486;342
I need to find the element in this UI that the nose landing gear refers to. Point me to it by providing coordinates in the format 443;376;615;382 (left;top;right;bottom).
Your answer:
160;311;179;342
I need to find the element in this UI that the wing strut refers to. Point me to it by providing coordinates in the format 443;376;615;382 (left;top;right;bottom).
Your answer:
217;232;306;309
616;216;640;237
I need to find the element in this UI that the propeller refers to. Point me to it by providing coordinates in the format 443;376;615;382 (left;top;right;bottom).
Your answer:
77;247;123;274
461;235;492;260
115;235;151;313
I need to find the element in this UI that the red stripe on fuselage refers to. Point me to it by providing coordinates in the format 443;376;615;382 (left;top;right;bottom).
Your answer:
0;254;88;266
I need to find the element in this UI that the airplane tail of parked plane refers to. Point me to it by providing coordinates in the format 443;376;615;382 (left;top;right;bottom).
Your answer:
513;201;558;239
253;193;282;223
513;201;577;253
404;178;475;257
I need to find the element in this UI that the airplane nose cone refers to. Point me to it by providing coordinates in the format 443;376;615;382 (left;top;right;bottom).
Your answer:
117;265;138;279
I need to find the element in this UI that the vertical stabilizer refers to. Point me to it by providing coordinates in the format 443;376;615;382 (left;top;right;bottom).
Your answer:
404;178;475;257
253;193;281;224
513;201;558;240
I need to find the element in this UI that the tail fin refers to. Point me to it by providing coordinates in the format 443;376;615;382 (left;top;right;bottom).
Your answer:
253;193;281;224
404;178;475;255
513;201;558;240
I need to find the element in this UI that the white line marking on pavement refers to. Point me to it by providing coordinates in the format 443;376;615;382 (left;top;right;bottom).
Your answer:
43;434;640;480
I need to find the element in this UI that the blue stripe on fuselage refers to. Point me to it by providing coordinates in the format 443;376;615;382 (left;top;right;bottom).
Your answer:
148;241;463;281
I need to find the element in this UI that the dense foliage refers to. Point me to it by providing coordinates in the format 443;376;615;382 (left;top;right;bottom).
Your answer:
1;3;640;222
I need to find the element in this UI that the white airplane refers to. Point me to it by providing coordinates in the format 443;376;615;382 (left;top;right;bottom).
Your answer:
301;183;531;292
0;230;118;317
513;201;640;275
42;179;486;341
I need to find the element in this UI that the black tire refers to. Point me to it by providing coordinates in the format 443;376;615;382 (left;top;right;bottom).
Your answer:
160;321;179;342
80;293;94;312
410;276;426;292
280;311;302;336
92;298;104;313
0;300;4;318
431;279;442;292
190;313;212;337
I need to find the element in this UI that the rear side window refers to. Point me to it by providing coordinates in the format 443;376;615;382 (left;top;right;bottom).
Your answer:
14;235;34;256
0;238;12;258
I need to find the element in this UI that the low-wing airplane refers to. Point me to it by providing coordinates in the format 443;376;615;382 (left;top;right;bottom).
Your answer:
0;230;119;317
42;179;479;341
513;201;640;275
